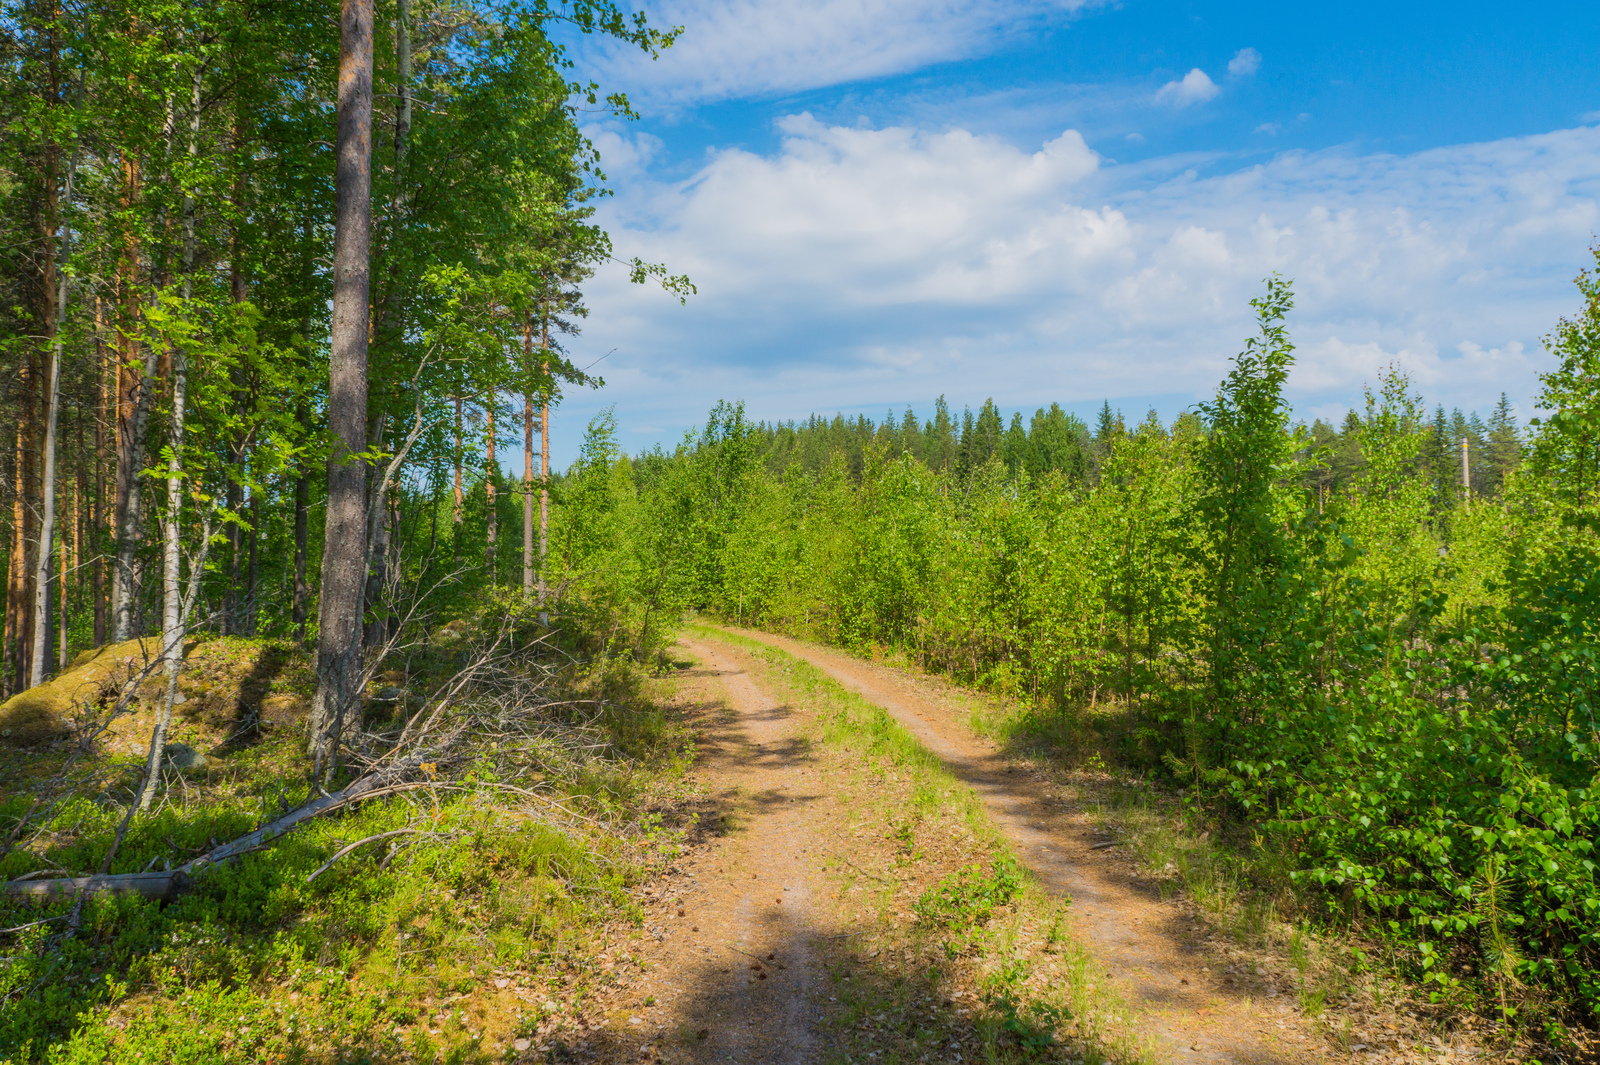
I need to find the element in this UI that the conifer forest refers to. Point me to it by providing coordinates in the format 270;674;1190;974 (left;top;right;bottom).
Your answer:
2;2;1600;1064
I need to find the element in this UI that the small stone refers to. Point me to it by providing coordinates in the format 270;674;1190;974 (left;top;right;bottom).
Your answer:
162;743;207;772
513;1038;531;1052
495;977;509;988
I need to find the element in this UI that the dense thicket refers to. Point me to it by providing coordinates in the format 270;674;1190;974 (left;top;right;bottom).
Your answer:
540;264;1600;1024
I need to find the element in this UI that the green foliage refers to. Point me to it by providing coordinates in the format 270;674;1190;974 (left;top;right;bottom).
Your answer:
598;263;1600;1025
913;858;1023;932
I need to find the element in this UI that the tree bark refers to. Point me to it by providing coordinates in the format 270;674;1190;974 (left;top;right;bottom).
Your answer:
246;490;259;634
292;457;309;640
485;395;497;581
363;416;390;651
539;315;550;620
30;112;75;689
8;358;39;693
522;316;535;598
112;154;154;643
452;395;463;527
92;297;107;646
139;60;202;813
309;0;375;776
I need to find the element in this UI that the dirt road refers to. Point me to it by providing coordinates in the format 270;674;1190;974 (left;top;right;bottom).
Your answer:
586;630;1336;1065
715;627;1325;1065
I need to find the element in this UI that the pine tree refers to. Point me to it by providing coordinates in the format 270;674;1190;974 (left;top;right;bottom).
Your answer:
1486;393;1521;493
1002;412;1028;477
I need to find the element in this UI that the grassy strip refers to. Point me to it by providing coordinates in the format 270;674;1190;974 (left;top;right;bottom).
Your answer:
690;624;1159;1065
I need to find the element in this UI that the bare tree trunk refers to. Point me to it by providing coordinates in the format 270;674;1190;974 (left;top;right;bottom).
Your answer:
485;395;497;582
7;363;38;692
394;0;411;164
112;156;153;643
539;316;550;622
292;207;314;644
246;491;258;634
30;121;76;688
58;487;68;672
92;297;107;646
452;395;463;527
522;317;535;599
292;451;309;640
31;348;56;688
139;60;202;813
308;0;374;777
222;472;240;634
363;416;389;650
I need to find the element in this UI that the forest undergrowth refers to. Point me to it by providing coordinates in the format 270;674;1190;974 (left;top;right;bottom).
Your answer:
0;603;698;1064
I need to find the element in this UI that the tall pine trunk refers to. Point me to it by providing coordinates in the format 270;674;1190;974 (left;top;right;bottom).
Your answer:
112;153;154;643
92;296;108;645
308;0;374;776
305;0;371;770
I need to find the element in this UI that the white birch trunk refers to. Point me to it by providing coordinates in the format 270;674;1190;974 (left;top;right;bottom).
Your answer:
139;63;201;813
28;140;78;688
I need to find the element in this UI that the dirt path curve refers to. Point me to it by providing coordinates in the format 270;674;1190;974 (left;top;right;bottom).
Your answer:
717;626;1327;1065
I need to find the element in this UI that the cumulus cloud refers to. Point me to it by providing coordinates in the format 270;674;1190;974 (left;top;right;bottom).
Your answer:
558;120;1600;456
584;0;1095;105
1228;48;1261;77
1154;68;1221;107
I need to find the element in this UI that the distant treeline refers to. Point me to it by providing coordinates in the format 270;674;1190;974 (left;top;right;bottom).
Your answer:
633;392;1524;506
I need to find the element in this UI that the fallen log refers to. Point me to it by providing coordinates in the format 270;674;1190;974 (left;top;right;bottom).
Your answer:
2;758;423;903
5;871;191;901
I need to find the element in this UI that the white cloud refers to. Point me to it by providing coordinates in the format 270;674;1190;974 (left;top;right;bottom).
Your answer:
1228;48;1261;77
584;0;1096;105
1154;69;1221;108
1255;122;1280;135
556;120;1600;458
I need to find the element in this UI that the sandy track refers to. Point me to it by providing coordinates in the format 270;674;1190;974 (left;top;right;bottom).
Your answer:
619;636;840;1064
717;625;1325;1065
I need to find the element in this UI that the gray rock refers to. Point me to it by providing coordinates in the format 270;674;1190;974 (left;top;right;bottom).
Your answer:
162;742;208;772
372;686;406;705
172;692;187;705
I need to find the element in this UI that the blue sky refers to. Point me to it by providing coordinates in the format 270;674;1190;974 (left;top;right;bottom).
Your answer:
531;0;1600;466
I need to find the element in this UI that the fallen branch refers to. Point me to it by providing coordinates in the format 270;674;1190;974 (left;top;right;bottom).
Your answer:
305;828;448;884
3;758;426;902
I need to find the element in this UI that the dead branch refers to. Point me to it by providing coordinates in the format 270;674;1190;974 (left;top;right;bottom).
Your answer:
305;828;449;883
